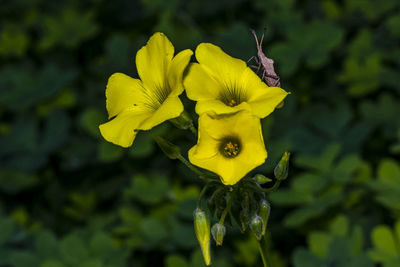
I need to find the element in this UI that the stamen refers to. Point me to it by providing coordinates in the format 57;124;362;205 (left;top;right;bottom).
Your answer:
228;99;237;107
219;137;241;158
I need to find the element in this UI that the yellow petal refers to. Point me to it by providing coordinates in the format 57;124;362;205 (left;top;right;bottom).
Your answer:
139;95;183;130
195;100;252;117
105;73;146;119
99;108;151;148
168;49;193;96
195;43;247;84
184;63;221;101
188;111;267;185
136;32;174;91
248;87;289;118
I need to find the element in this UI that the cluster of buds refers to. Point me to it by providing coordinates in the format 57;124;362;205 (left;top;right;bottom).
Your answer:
193;152;290;265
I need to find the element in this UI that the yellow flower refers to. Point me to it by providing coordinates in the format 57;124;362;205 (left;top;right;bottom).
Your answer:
99;32;193;147
184;43;289;118
188;110;267;185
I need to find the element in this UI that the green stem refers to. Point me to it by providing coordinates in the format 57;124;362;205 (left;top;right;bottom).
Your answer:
189;125;198;136
219;192;235;224
197;181;217;207
248;180;281;194
177;154;205;177
256;238;269;267
262;180;281;193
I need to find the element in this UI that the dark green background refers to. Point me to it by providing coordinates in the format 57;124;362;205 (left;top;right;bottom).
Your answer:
1;0;400;266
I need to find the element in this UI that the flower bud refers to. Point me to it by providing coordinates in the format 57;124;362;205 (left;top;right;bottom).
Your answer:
193;208;211;265
250;215;264;241
274;152;290;180
154;136;181;160
253;174;272;184
239;209;250;231
259;199;271;236
211;223;226;246
169;111;194;130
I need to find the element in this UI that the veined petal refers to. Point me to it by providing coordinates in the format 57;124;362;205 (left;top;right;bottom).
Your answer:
99;108;151;148
139;95;183;130
184;63;221;101
105;73;146;119
248;87;289;118
136;32;174;92
168;49;193;96
195;100;252;118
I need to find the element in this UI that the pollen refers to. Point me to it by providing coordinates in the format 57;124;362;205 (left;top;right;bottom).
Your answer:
228;99;237;107
220;139;241;158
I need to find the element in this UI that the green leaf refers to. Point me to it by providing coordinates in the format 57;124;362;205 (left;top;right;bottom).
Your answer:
97;142;124;162
341;54;382;97
269;189;314;206
308;231;333;258
0;217;15;245
9;251;40;267
345;254;374;267
386;15;400;38
326;237;351;264
329;215;349;236
89;232;115;259
35;231;59;260
80;108;104;138
40;260;67;267
332;155;363;184
165;255;188;267
0;24;29;57
377;159;400;190
81;259;104;267
124;174;169;204
0;170;39;193
60;234;89;265
304;22;344;68
351;226;364;255
295;144;340;173
371;225;398;258
0;65;76;111
292;173;328;193
292;248;324;267
39;9;99;50
139;217;168;244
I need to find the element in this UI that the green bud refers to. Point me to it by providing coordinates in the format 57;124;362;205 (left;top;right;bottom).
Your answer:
239;191;250;231
208;188;226;218
211;223;226;246
253;174;273;184
274;152;290;180
169;111;194;130
259;199;271;236
193;208;211;266
154;136;181;160
250;215;264;241
239;209;250;231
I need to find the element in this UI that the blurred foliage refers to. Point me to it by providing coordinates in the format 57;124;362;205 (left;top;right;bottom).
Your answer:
0;0;399;266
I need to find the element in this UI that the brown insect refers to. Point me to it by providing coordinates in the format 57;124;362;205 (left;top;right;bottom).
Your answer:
248;29;281;87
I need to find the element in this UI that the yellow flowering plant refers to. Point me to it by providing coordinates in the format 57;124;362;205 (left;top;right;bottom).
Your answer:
99;31;291;267
99;32;193;147
184;43;289;118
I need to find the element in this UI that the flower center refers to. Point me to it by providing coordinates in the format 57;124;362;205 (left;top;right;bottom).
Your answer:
228;99;237;107
219;137;241;158
218;85;246;107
